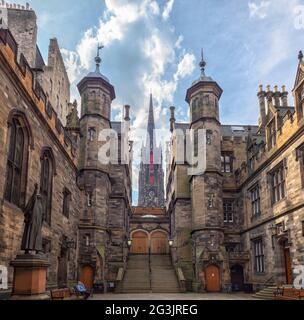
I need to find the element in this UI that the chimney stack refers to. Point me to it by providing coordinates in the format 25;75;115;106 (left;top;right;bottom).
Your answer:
281;85;288;107
124;105;130;122
169;106;176;133
273;85;281;107
258;85;266;128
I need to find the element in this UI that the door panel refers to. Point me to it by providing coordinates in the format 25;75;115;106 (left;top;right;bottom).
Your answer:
150;231;168;254
80;265;94;289
205;265;220;292
131;231;149;254
284;248;293;285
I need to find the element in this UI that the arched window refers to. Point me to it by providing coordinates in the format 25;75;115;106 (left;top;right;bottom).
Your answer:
4;114;31;208
40;148;55;225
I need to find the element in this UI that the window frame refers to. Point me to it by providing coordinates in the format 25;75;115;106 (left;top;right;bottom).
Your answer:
4;115;30;208
221;152;233;173
223;199;234;223
249;183;261;217
62;188;71;218
253;238;265;274
269;163;286;205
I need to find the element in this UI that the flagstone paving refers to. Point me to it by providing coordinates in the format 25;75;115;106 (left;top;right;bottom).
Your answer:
90;293;259;300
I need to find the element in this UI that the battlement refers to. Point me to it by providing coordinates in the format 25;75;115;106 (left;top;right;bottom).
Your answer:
0;28;77;166
0;1;32;10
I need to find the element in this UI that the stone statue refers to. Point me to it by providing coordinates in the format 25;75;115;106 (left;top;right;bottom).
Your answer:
21;184;43;254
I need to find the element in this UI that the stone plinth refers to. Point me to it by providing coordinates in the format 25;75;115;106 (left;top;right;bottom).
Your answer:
10;254;50;300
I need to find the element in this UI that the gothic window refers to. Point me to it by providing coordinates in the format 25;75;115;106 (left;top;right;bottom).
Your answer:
269;163;286;204
250;184;261;217
88;127;96;141
63;188;71;218
85;234;90;247
223;200;234;223
253;238;265;273
221;152;233;173
40;148;55;225
4;115;30;208
267;119;276;150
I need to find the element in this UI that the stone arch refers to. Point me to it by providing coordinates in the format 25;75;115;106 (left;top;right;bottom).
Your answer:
7;108;34;149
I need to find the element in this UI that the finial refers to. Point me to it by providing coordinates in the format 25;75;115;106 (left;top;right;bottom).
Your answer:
199;48;206;76
299;50;303;62
95;43;104;73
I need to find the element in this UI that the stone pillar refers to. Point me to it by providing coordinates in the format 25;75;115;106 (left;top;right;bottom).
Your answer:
10;254;50;300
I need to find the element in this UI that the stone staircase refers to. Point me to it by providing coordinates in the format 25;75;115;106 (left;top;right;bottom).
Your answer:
119;254;180;293
150;255;180;293
252;286;277;300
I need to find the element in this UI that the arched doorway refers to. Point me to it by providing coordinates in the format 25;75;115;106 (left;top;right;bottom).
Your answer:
205;264;221;292
131;231;149;254
80;265;94;290
282;240;293;284
230;265;244;291
150;231;169;254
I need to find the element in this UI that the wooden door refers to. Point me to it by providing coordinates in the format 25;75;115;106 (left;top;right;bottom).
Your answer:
205;265;220;292
80;265;94;290
57;250;67;288
284;248;293;285
131;231;149;254
230;265;244;291
150;231;169;254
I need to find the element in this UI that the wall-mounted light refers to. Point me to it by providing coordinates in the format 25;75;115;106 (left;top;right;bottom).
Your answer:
168;239;174;247
127;238;132;247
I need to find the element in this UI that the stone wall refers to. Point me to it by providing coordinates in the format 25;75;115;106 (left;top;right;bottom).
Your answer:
0;48;80;288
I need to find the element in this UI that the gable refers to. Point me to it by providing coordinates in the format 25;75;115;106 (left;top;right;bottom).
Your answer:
294;62;304;90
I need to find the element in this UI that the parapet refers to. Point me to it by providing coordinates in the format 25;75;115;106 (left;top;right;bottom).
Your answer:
0;29;77;165
0;1;32;10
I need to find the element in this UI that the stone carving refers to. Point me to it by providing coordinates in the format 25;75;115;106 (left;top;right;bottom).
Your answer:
21;184;43;254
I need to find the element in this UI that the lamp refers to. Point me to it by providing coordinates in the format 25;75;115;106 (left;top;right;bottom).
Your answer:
127;238;132;247
168;239;174;247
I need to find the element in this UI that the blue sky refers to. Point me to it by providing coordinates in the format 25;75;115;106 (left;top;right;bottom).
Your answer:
9;0;304;204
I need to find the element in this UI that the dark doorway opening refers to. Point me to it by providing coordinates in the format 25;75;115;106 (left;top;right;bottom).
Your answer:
230;264;244;292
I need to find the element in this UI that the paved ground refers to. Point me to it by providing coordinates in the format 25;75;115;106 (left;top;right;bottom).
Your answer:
90;293;258;300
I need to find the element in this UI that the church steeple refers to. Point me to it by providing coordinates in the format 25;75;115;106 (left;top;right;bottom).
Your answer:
138;94;164;208
147;93;156;150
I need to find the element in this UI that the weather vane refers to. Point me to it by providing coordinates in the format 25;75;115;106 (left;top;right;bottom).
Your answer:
95;43;104;72
199;48;206;76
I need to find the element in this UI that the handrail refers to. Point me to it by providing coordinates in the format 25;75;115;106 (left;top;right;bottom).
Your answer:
176;267;186;292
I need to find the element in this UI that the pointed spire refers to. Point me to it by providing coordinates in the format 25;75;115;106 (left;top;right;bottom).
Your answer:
199;48;207;76
148;93;155;128
95;44;104;73
299;50;303;62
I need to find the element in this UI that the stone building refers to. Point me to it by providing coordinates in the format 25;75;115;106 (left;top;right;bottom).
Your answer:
0;2;304;297
166;51;304;292
0;3;132;294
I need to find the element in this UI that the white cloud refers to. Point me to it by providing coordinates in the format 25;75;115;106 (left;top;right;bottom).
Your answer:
248;1;270;19
162;0;175;20
174;53;196;81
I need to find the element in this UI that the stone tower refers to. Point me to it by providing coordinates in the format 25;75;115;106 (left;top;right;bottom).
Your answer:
138;94;165;207
185;50;228;292
0;1;37;68
77;47;116;287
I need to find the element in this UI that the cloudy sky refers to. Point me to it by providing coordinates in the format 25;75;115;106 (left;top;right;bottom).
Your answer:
11;0;304;204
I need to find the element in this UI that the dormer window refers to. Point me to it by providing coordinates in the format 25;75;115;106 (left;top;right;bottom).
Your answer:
297;84;304;119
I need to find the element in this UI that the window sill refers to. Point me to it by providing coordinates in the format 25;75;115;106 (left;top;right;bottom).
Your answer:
272;197;287;207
